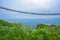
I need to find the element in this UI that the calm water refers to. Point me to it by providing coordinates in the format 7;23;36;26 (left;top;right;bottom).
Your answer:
1;18;60;28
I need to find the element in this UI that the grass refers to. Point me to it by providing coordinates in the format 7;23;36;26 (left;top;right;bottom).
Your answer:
0;20;60;40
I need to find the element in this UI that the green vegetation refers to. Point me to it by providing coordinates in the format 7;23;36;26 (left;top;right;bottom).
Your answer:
0;20;60;40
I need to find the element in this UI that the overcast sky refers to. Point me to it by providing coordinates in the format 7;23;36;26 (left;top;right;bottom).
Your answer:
0;0;60;19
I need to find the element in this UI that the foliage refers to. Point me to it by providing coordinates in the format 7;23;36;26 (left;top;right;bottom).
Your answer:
0;20;12;26
0;20;60;40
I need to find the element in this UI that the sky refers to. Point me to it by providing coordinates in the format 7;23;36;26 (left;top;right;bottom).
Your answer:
0;0;60;19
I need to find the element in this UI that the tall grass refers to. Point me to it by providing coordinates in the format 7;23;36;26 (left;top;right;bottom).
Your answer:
0;20;60;40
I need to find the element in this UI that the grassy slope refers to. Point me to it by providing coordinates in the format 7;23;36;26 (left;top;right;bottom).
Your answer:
0;20;60;40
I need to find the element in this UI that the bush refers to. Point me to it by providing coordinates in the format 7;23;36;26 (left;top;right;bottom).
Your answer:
0;20;60;40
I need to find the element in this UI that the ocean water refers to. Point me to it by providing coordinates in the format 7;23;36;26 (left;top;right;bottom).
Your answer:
2;18;60;28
